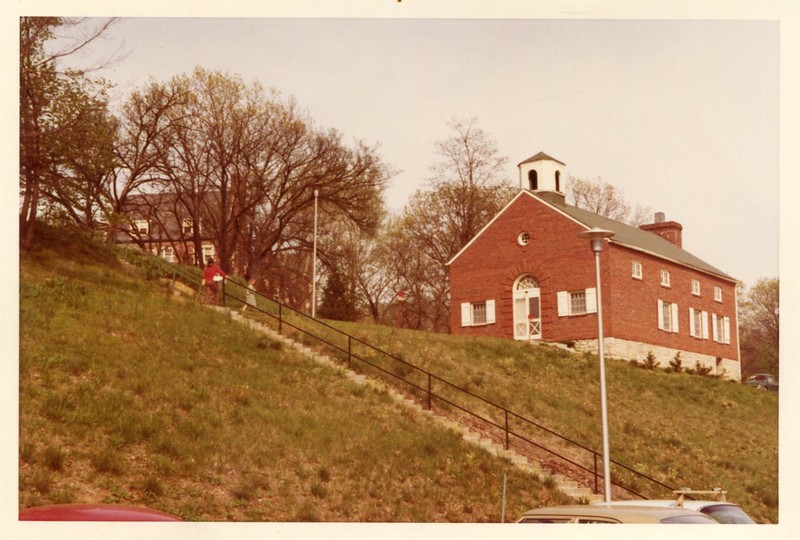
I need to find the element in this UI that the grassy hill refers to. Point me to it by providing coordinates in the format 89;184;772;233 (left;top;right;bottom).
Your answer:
18;226;571;522
18;225;778;522
327;322;779;523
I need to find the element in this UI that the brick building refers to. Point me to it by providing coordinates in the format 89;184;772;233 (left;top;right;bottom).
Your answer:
448;152;741;379
113;192;217;266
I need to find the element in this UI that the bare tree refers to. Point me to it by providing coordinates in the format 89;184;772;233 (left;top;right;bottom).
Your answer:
381;119;515;331
567;176;651;226
111;69;389;288
427;118;511;247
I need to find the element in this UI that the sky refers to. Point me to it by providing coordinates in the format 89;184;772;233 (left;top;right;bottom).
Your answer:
11;3;789;289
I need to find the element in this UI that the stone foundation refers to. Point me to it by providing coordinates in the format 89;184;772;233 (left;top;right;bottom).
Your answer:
572;337;741;381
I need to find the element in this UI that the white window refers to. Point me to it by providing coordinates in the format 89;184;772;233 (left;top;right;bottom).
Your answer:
689;307;709;339
134;219;149;235
182;218;194;235
660;270;671;287
160;247;175;263
202;245;215;260
714;286;723;302
460;300;496;327
712;314;731;344
517;231;531;246
557;288;597;317
472;302;487;325
570;291;586;314
631;261;643;280
692;279;701;296
657;299;679;333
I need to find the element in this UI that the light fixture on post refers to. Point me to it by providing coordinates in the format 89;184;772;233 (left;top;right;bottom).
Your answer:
312;189;319;319
577;226;615;502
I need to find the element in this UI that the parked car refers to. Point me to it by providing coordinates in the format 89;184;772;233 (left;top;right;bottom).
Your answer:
19;503;181;521
516;504;717;524
745;373;778;391
592;489;755;524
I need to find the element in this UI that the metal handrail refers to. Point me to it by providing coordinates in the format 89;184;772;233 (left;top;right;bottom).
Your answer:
133;252;676;500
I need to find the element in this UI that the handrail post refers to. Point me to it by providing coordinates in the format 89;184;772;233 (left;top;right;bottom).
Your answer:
348;336;352;368
505;410;509;450
278;303;283;335
594;453;599;494
427;373;432;410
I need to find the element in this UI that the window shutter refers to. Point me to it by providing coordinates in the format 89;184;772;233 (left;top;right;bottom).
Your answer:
460;303;471;327
585;287;597;313
723;317;731;344
486;299;496;324
657;299;664;330
701;311;709;340
712;313;719;342
557;291;569;317
671;303;679;333
689;308;696;337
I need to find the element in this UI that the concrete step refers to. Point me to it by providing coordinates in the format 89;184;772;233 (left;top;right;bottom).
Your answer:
463;431;481;443
521;463;542;476
557;480;579;491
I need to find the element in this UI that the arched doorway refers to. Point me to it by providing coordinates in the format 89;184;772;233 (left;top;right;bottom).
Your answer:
513;274;542;340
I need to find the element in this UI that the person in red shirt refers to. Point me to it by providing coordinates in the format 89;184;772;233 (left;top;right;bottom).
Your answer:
202;258;226;305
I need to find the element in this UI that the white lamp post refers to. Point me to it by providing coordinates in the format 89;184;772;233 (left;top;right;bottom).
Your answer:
312;189;319;318
577;226;615;502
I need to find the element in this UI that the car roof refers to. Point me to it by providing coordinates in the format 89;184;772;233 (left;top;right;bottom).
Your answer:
593;499;755;523
594;499;736;510
518;504;716;523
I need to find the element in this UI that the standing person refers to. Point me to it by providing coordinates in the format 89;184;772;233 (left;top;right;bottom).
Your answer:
242;274;256;312
203;258;226;305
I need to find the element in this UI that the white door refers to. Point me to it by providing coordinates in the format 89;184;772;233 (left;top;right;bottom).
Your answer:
513;275;542;340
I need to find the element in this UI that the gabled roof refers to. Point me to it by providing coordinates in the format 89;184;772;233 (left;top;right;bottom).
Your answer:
447;190;736;282
517;151;566;167
554;199;734;281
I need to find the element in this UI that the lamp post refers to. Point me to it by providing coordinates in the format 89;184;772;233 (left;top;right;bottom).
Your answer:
577;226;615;502
311;189;319;318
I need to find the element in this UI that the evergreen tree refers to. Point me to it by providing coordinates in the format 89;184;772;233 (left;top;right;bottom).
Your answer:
318;268;356;321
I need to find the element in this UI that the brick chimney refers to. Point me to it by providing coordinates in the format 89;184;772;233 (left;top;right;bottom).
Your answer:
639;212;683;248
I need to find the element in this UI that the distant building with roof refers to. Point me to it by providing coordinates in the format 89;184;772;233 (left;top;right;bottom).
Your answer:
447;152;741;379
113;192;218;266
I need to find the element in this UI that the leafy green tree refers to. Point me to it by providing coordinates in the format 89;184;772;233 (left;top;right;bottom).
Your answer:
318;268;356;321
740;278;779;377
41;76;117;230
19;17;118;249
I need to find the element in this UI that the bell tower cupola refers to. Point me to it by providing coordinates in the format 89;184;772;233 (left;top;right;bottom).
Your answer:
518;152;566;205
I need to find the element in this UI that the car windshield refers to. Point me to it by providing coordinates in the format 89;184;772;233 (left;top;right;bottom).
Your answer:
699;505;756;524
660;515;717;524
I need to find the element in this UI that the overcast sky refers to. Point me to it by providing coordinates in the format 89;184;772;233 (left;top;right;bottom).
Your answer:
10;2;796;290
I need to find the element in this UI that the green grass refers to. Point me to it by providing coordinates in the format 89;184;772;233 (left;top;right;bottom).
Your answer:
321;320;779;523
18;225;779;522
19;225;572;522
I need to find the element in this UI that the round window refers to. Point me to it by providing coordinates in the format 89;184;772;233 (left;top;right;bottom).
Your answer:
518;231;531;246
